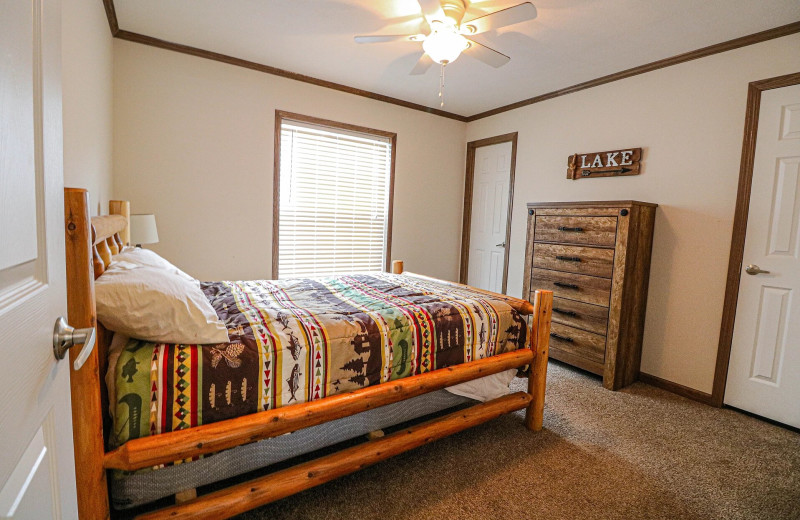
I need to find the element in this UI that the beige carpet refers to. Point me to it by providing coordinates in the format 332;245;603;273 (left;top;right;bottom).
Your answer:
235;362;800;520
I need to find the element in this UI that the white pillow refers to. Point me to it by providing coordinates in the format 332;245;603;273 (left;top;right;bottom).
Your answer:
113;247;198;285
95;262;229;344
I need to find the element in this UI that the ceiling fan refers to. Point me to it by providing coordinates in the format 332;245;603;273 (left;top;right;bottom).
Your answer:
354;0;537;74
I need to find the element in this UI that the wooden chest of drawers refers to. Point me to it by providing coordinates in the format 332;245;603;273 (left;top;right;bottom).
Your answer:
523;201;657;390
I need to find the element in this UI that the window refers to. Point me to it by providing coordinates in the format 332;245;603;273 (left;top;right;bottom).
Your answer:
274;112;396;279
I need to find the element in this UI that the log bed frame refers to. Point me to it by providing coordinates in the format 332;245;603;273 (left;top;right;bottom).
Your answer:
63;187;553;520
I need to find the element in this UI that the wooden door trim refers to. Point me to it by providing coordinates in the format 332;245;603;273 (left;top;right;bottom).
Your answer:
459;132;518;293
272;110;397;279
712;72;800;407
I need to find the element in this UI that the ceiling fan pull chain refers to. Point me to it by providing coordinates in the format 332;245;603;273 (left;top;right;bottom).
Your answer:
439;63;446;107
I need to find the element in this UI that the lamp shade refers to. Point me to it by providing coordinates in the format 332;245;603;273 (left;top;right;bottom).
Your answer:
130;214;159;246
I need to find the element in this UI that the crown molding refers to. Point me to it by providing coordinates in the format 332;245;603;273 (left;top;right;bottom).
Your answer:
102;1;800;123
102;0;119;36
465;20;800;121
113;30;469;122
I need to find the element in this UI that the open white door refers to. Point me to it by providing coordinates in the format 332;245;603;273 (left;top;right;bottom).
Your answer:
0;0;79;518
725;84;800;428
467;141;513;294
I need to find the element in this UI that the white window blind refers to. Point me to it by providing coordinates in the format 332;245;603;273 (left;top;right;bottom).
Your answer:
277;120;392;279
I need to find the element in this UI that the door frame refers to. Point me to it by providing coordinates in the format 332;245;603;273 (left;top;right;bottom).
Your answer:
712;72;800;407
459;132;518;293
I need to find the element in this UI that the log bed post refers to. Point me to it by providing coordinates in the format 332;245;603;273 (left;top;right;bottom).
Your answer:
526;290;552;431
64;188;111;520
391;259;404;274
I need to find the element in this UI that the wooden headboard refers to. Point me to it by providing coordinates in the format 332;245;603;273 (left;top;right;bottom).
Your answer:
89;206;129;279
63;188;131;519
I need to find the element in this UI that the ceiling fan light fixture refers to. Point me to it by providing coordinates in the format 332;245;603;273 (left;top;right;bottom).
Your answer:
422;21;469;64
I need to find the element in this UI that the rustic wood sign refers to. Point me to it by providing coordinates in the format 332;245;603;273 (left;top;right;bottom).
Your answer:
567;148;642;180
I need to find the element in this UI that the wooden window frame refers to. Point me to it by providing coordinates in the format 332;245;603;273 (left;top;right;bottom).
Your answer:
272;110;397;279
459;132;518;294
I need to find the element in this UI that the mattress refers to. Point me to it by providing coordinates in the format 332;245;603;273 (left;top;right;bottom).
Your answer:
107;273;528;449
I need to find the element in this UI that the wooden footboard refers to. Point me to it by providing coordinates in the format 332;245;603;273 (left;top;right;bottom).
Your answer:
63;188;551;520
137;393;532;520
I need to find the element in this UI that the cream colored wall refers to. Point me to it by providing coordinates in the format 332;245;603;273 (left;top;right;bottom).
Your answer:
466;34;800;394
112;40;467;282
112;30;799;393
62;0;114;216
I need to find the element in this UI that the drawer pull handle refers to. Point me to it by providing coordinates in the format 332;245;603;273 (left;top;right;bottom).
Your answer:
553;308;578;317
558;226;584;232
550;333;574;343
556;255;582;262
553;281;579;290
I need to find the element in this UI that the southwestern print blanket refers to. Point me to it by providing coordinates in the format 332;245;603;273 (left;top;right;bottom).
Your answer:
110;274;528;450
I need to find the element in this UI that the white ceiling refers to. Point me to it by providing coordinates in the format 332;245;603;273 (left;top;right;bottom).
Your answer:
114;0;800;117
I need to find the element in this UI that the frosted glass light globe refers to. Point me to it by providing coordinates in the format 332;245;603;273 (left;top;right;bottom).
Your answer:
423;22;469;64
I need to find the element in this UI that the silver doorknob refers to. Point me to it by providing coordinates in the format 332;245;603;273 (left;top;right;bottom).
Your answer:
745;264;770;276
53;316;96;370
495;242;506;248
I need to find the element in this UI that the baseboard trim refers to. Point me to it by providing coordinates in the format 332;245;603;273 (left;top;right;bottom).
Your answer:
639;372;715;406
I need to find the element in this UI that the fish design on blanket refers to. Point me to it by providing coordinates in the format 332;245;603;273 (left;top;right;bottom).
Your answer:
275;311;291;330
287;332;302;361
126;339;149;353
286;364;301;403
121;358;139;383
210;343;244;369
396;339;410;375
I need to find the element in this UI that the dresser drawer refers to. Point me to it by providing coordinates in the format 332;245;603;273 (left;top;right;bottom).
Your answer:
548;322;606;364
551;297;609;336
534;216;617;247
530;268;611;306
532;243;614;278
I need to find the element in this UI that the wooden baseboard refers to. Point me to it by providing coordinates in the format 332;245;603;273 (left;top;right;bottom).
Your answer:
638;372;715;406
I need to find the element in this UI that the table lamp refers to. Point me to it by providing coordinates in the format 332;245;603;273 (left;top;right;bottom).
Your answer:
130;214;159;248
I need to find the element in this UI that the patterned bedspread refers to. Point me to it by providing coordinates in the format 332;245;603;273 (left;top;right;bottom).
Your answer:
110;274;528;449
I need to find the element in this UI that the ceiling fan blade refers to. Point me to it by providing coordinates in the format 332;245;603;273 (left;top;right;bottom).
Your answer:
463;39;510;68
417;0;445;23
354;34;424;44
461;2;537;35
410;53;434;75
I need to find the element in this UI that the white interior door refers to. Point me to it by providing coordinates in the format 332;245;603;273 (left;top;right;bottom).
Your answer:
725;84;800;428
0;0;78;518
467;141;512;293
